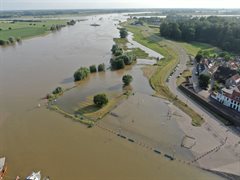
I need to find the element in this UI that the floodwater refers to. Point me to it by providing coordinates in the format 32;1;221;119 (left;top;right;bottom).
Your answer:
0;14;224;179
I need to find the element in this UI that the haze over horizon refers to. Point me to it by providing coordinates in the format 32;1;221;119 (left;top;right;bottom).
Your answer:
1;0;240;10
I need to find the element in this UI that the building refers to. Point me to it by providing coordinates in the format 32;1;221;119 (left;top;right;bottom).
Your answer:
213;66;237;84
211;85;240;112
225;74;240;88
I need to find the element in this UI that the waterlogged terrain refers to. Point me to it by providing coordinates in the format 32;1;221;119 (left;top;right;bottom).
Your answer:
0;14;224;179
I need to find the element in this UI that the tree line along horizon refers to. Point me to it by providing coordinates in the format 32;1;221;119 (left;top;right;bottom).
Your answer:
159;16;240;53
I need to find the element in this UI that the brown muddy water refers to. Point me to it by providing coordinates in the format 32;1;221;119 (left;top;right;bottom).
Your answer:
0;14;224;179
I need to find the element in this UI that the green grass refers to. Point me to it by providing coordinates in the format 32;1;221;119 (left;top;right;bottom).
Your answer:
113;37;149;59
177;42;215;56
0;20;67;41
127;48;149;59
123;22;204;126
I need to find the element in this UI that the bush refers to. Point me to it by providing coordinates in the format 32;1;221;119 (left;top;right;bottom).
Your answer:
67;20;76;26
74;67;90;81
8;27;12;30
93;94;108;107
16;37;21;42
8;36;15;44
52;87;63;95
120;28;128;38
98;63;105;72
0;40;6;46
89;65;97;73
110;58;125;70
122;74;133;86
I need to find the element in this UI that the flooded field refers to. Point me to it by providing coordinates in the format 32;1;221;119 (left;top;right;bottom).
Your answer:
0;14;224;179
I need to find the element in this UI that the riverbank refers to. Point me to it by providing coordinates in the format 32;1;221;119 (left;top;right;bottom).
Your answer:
122;21;204;126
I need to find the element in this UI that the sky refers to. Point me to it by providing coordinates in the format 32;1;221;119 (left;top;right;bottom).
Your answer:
1;0;240;10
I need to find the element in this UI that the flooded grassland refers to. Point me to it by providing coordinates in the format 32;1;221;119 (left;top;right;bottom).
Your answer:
0;14;224;179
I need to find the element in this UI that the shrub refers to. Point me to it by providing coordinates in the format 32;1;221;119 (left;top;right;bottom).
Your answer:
122;74;133;86
93;94;108;107
8;27;12;30
67;20;76;26
52;87;63;95
89;65;97;73
74;67;90;81
8;36;15;44
16;37;21;42
0;40;6;46
98;63;105;72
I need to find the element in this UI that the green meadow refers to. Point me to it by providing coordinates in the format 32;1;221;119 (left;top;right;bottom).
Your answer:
0;19;67;41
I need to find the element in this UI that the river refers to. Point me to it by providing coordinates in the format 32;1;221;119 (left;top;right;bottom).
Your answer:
0;13;224;179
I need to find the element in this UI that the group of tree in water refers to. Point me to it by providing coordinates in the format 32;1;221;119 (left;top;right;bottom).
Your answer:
73;63;105;81
110;29;137;70
160;16;240;53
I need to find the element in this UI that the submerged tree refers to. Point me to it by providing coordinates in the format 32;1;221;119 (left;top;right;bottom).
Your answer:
52;87;63;95
74;67;90;81
89;65;97;73
93;94;108;107
122;74;133;86
98;63;105;72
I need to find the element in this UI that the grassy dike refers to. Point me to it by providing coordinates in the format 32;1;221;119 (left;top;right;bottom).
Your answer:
123;22;204;126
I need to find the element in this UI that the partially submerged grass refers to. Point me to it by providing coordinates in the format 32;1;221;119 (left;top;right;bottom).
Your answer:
113;37;128;50
123;22;204;126
113;36;149;59
75;92;127;120
0;19;67;41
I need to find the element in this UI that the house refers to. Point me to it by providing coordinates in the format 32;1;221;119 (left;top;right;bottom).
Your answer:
211;85;240;112
213;66;237;84
225;74;240;88
196;63;210;76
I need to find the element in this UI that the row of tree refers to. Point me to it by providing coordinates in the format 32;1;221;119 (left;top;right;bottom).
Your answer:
160;16;240;53
0;36;21;46
74;64;105;82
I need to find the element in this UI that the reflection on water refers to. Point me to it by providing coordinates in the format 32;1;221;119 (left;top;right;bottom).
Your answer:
0;14;224;180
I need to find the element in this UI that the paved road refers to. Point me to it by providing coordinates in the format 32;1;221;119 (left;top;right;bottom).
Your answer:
165;40;239;148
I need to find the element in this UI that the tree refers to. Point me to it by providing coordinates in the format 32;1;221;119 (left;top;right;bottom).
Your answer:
198;74;210;89
122;74;133;86
74;67;90;81
98;63;105;72
120;28;128;38
89;65;97;73
116;55;133;65
52;87;63;94
195;53;203;63
111;44;118;54
114;48;123;56
110;58;125;70
93;94;108;107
